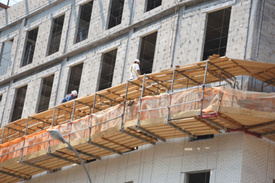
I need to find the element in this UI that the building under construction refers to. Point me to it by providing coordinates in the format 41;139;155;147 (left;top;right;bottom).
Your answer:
0;0;274;183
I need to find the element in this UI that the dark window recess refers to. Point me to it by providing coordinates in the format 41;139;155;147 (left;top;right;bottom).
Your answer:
37;75;54;113
190;134;214;142
0;95;2;103
48;15;65;55
22;28;39;66
108;0;124;29
139;32;157;74
125;181;133;183
0;39;13;75
76;1;93;43
203;7;231;60
98;49;117;91
67;63;83;94
187;171;210;183
11;85;28;122
146;0;162;11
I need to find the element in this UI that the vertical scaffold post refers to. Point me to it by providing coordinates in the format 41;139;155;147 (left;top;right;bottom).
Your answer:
92;93;97;114
199;60;209;117
48;107;57;153
20;137;25;162
69;100;76;142
136;74;146;126
1;126;6;144
89;93;97;141
166;68;176;124
51;107;56;126
121;81;130;129
24;116;30;136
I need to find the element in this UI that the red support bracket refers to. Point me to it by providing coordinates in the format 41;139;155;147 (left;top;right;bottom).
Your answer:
228;127;262;138
200;111;218;118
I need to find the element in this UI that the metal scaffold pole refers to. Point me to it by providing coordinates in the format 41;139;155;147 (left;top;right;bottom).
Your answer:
136;74;146;127
166;68;176;125
199;60;209;118
121;80;129;129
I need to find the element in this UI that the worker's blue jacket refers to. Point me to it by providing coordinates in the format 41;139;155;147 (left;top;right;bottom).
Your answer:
62;94;76;103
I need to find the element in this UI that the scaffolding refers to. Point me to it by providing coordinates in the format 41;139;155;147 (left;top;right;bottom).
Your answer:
0;55;275;182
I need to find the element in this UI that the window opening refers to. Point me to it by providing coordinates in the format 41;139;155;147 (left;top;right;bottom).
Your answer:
67;63;83;94
11;85;28;122
146;0;162;12
0;95;2;105
187;171;210;183
190;134;214;142
37;74;54;113
108;0;124;29
0;39;13;76
48;15;65;55
203;7;231;60
98;49;117;91
76;1;93;43
22;27;39;66
139;31;157;74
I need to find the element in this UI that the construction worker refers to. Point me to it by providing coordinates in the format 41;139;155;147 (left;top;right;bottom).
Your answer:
129;59;141;80
62;90;78;103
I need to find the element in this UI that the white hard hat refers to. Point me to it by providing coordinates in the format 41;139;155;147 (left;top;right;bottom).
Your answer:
134;59;140;63
71;90;78;96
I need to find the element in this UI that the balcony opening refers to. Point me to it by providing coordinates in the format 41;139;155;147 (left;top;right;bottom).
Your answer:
98;49;117;91
76;1;93;43
146;0;162;12
108;0;124;29
0;39;13;76
22;27;39;66
11;85;28;122
203;7;231;60
139;31;157;74
48;14;65;55
66;63;83;95
187;171;210;183
37;74;54;113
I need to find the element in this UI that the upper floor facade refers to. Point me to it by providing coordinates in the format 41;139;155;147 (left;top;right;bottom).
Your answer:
0;0;274;126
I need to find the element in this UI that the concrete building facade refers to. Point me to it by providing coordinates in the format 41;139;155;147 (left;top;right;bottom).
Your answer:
0;0;274;182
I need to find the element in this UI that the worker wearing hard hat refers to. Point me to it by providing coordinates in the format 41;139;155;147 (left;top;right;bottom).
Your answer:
129;59;141;80
62;90;78;103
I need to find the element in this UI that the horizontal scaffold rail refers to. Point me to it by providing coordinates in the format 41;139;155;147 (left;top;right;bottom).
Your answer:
0;55;275;183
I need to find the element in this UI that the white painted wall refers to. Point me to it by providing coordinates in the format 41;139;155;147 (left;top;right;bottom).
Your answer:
24;133;275;183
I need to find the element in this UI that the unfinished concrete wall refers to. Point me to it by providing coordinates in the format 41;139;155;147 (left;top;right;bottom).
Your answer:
255;0;275;63
0;0;63;29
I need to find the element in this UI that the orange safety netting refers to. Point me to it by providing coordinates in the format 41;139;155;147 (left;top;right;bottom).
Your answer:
0;87;274;163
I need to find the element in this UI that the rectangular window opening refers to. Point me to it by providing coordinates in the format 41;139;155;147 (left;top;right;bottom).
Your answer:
76;1;93;43
0;95;2;104
190;134;214;142
187;171;210;183
98;49;117;91
66;63;83;95
203;7;231;60
0;39;13;75
11;85;28;122
37;74;54;113
48;15;65;55
146;0;162;12
108;0;124;29
22;27;39;66
139;32;157;74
